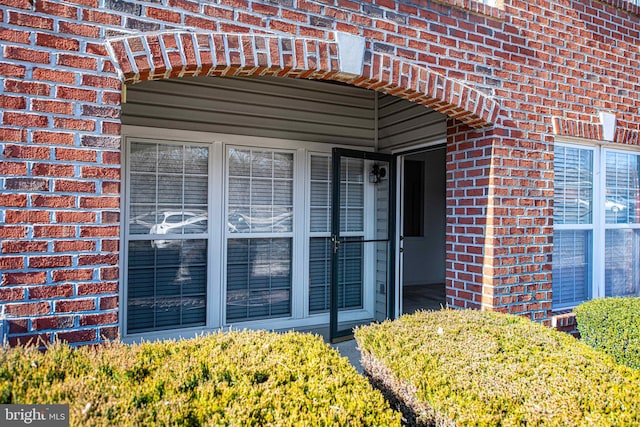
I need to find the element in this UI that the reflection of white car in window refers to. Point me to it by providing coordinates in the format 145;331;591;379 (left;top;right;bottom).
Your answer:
149;210;207;249
227;210;293;233
605;198;627;213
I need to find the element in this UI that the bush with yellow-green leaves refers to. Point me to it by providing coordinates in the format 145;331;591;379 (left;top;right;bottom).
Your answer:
575;297;640;369
355;309;640;427
0;330;401;427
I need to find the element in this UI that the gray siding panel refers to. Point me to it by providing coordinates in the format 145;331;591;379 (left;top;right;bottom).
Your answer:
377;95;446;150
375;175;390;321
123;76;377;147
123;76;445;149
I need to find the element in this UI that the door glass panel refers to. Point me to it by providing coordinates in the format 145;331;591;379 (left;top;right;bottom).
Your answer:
373;169;391;322
309;154;367;315
338;237;364;309
308;236;364;314
340;159;365;232
331;151;393;341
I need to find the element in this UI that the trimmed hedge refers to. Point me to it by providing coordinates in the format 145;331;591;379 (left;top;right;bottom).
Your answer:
355;309;640;427
575;297;640;369
0;330;401;427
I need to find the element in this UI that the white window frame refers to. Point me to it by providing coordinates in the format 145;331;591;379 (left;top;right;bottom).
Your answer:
554;138;640;310
121;130;223;341
222;145;298;326
121;125;377;342
553;141;597;310
600;146;640;299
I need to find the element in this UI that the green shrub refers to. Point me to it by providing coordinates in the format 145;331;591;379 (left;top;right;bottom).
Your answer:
575;297;640;369
355;309;640;427
0;330;401;427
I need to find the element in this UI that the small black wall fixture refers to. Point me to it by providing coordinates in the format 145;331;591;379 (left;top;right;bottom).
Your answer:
369;164;387;184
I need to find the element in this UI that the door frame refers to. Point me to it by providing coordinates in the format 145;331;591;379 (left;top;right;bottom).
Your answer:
329;148;397;342
394;143;447;317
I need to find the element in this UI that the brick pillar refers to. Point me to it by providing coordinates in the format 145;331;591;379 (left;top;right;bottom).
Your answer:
0;9;122;345
446;119;553;324
446;119;493;310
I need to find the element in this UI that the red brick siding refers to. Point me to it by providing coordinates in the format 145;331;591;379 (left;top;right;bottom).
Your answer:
0;0;639;345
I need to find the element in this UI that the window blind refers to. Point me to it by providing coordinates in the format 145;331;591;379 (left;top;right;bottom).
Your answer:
127;141;209;333
308;155;364;313
226;238;292;322
225;148;294;322
604;151;640;297
552;145;593;308
553;145;593;225
551;230;590;307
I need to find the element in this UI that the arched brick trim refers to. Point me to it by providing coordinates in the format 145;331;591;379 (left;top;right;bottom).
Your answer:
551;117;604;141
600;0;640;17
614;127;640;145
552;116;640;145
106;31;500;129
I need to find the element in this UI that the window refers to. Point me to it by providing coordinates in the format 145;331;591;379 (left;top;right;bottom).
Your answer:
552;145;593;308
126;141;209;333
553;143;640;310
308;155;365;314
225;148;294;322
604;151;640;297
123;132;380;338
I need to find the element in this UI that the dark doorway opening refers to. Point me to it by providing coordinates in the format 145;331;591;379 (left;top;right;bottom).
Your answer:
401;147;447;314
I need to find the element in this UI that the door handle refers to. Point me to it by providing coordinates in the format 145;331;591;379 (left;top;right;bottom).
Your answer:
331;235;340;253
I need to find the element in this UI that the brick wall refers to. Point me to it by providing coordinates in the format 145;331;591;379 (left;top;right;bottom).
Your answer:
1;0;639;345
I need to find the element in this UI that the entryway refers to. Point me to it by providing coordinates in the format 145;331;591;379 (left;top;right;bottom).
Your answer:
120;75;448;342
398;147;447;315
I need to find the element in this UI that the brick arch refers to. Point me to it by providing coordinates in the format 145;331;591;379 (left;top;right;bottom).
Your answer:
552;116;640;145
106;31;500;129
